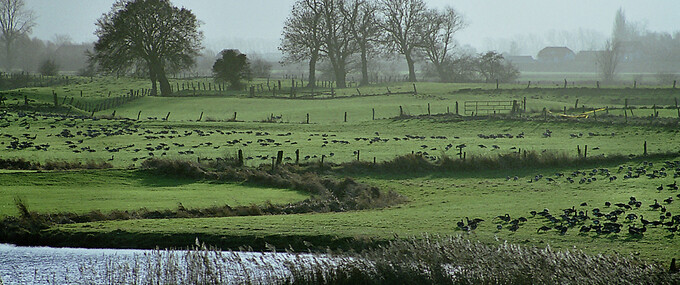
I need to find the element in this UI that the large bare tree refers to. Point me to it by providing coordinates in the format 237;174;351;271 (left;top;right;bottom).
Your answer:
419;6;464;82
93;0;202;96
320;0;359;88
280;0;324;87
0;0;34;71
597;39;621;83
380;0;427;82
347;0;380;86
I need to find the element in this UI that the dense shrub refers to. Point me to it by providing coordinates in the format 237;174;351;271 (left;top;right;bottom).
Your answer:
0;158;112;170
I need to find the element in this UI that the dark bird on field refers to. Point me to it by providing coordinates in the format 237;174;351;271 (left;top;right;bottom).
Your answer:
650;199;662;210
496;214;511;222
496;224;502;230
580;225;591;233
664;197;674;204
605;201;611;207
641;216;650;226
580;202;588;207
537;226;551;233
657;185;664;191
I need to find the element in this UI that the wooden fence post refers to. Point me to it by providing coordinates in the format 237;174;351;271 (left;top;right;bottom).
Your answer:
527;81;530;88
564;79;567;88
427;103;430;115
399;106;403;117
238;149;244;166
137;111;141;120
372;108;375;120
543;107;547;120
574;99;579;110
624;99;628;123
675;98;679;118
456;101;459;115
306;113;309;124
596;81;600;88
233;112;237;121
413;84;417;95
198;111;203;121
295;149;300;164
356;150;360;161
496;79;499;89
165;112;170;121
276;150;284;166
344;111;347;122
644;141;647;156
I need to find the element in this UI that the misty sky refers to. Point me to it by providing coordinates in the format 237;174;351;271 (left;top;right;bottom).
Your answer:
26;0;680;56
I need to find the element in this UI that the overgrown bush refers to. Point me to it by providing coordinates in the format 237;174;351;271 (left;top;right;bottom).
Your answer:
0;158;112;170
338;150;679;175
38;59;60;76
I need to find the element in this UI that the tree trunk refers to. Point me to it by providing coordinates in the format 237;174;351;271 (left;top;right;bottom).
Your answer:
405;52;417;82
435;63;447;83
333;61;347;88
150;60;172;96
5;40;13;70
149;66;158;96
157;69;172;96
359;45;369;86
307;51;318;88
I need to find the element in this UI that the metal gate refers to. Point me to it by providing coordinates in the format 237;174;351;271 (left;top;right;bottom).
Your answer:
464;101;516;115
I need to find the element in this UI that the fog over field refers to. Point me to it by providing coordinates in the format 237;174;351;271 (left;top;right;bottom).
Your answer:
27;0;679;55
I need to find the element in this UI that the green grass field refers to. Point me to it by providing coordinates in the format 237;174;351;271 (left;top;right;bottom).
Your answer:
1;76;680;266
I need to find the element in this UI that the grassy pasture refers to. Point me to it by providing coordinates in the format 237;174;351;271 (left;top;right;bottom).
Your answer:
0;169;309;217
54;156;680;262
0;114;678;169
1;76;680;266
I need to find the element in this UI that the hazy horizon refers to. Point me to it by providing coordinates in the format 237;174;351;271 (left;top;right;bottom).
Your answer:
25;0;680;56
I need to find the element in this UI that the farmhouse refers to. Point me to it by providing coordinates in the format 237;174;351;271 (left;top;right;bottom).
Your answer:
537;47;575;63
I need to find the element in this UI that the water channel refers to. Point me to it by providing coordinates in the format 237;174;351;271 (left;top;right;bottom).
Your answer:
0;243;324;284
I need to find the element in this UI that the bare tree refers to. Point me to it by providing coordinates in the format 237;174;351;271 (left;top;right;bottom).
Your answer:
380;0;427;82
347;0;380;86
0;0;34;70
419;6;464;82
280;0;324;87
320;0;359;88
597;39;621;82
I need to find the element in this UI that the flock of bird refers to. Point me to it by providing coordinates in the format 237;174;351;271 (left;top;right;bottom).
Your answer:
1;112;545;165
459;161;680;237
